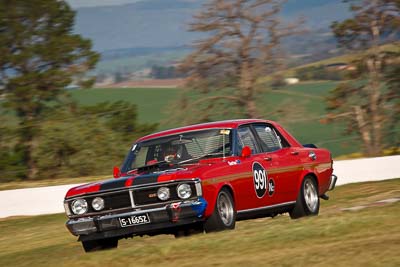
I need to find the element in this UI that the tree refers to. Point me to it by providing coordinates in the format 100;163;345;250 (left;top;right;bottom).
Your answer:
79;101;158;143
0;0;99;178
177;0;300;123
31;101;157;179
328;0;400;156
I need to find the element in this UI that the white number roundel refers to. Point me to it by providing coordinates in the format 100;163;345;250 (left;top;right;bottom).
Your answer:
253;162;267;198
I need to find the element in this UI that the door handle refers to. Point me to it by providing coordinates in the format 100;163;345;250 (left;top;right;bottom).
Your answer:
264;157;272;161
291;151;299;155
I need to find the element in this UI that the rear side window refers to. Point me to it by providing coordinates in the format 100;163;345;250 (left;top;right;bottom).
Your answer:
254;125;284;152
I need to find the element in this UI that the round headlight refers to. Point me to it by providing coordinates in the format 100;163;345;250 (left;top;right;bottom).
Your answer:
71;199;88;215
157;187;170;201
92;197;105;211
177;184;192;199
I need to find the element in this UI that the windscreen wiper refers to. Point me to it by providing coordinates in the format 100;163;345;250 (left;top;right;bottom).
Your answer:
177;152;224;165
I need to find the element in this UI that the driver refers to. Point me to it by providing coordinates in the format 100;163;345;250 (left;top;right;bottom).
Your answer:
164;144;177;162
164;143;192;162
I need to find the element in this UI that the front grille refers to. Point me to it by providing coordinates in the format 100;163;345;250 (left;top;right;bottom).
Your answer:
85;191;131;213
133;184;196;206
103;192;131;210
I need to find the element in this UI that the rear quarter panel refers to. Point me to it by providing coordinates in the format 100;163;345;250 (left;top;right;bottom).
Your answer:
298;147;333;195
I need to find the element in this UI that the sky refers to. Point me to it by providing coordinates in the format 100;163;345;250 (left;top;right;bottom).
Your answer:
66;0;143;8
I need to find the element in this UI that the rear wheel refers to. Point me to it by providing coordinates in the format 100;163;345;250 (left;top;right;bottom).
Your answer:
204;188;236;232
81;237;118;252
290;176;320;219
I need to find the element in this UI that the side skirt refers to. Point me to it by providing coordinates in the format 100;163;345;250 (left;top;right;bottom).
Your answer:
236;201;296;221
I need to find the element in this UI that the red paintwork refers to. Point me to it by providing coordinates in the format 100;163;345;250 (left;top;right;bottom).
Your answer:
66;183;101;198
65;119;333;219
113;166;121;178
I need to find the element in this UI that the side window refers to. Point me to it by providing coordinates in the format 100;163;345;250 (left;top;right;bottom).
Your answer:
237;126;259;154
254;125;286;152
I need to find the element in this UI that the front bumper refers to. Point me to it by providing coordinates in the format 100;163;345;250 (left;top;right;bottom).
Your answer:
66;198;207;241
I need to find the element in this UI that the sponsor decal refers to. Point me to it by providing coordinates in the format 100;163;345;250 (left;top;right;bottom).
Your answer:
220;129;230;135
268;178;275;196
252;162;268;198
148;193;157;198
227;160;241;166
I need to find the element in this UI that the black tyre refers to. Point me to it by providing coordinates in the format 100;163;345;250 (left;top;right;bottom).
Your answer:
81;238;118;253
290;176;320;219
204;188;236;233
174;223;204;238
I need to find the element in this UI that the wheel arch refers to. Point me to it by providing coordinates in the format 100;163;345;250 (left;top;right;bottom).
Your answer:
203;182;236;217
220;184;236;206
297;171;319;196
305;172;319;188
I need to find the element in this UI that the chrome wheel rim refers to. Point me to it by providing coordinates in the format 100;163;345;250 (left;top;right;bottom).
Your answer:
304;179;318;212
217;192;234;226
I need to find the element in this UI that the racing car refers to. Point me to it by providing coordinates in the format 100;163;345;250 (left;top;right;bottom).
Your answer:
64;119;337;252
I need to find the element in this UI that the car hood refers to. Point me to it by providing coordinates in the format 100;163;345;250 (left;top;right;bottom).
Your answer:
65;165;205;199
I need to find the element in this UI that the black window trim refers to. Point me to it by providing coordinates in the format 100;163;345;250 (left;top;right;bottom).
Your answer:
237;124;263;155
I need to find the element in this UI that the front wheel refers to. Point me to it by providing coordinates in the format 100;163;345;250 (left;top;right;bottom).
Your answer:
204;188;236;232
290;176;320;219
81;237;118;252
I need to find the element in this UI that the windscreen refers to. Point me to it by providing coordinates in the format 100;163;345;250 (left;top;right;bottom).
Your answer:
121;129;232;172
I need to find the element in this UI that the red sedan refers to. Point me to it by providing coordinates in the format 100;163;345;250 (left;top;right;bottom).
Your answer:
64;119;337;252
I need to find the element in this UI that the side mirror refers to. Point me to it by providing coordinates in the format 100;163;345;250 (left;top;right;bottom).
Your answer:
113;166;121;178
241;146;252;158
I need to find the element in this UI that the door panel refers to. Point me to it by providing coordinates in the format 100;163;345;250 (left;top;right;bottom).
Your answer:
235;126;268;210
252;124;301;206
259;148;301;205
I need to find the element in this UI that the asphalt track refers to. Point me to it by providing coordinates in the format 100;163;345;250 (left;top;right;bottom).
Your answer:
0;155;399;218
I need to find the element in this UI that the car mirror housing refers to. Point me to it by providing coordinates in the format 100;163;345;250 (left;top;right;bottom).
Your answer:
241;146;251;158
113;166;121;178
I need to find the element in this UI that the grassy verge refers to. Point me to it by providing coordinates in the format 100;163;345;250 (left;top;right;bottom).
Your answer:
0;179;399;266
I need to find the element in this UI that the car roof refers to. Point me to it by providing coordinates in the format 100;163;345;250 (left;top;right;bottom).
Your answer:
136;119;272;142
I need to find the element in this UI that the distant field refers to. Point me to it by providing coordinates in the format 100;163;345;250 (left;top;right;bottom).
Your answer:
70;81;360;157
95;50;189;74
70;87;180;125
0;179;399;267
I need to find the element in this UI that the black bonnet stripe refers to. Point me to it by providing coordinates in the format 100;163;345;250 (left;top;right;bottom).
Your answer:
100;177;128;191
132;173;159;186
99;174;160;191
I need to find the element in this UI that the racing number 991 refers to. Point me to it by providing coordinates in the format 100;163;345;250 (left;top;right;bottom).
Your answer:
253;162;267;198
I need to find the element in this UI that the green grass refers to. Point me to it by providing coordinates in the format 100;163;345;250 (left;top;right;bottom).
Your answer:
0;178;399;266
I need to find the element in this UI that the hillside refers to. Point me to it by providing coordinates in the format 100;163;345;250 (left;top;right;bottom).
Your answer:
72;0;351;74
74;0;349;51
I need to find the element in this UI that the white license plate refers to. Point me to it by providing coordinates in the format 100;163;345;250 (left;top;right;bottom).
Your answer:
119;214;151;227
